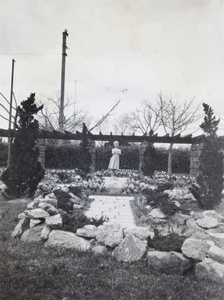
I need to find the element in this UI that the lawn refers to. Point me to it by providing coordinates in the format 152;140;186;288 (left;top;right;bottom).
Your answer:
1;195;224;300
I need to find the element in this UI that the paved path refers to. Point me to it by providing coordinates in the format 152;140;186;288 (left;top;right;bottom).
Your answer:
85;176;137;228
85;195;136;228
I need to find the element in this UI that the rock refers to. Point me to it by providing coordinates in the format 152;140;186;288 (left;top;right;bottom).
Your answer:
208;245;224;264
208;233;224;249
41;225;51;241
45;214;63;229
30;219;42;228
38;202;59;215
203;210;224;223
27;201;38;210
147;250;192;275
207;224;224;234
196;258;224;282
95;223;123;248
148;208;166;219
18;212;27;219
39;196;57;208
183;219;209;239
73;204;83;210
181;238;214;261
113;234;147;262
24;208;49;219
40;183;52;193
11;217;29;238
196;216;219;229
123;226;154;240
21;225;44;243
91;245;108;256
76;225;97;238
45;230;90;251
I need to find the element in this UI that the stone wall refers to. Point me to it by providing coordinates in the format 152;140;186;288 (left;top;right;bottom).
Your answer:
190;143;203;177
37;139;46;169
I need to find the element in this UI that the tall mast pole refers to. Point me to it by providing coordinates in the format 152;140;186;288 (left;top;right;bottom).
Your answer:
7;58;15;167
59;29;68;132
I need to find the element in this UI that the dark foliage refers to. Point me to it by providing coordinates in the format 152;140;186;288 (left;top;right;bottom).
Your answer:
142;143;156;176
143;188;179;216
195;103;223;209
1;93;44;198
53;190;74;213
0;142;7;167
147;229;185;252
157;181;174;192
61;210;106;233
79;123;92;173
46;144;190;173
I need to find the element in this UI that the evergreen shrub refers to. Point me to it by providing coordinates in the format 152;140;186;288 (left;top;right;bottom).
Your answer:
0;143;7;167
1;93;45;198
147;229;185;252
193;103;223;209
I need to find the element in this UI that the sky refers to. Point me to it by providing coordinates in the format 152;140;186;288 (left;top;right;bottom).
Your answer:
1;0;224;135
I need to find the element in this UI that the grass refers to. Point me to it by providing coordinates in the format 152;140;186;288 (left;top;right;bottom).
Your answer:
1;195;224;300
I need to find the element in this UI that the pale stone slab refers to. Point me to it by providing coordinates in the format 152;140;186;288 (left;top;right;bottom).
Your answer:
181;238;214;261
45;230;90;251
113;234;147;262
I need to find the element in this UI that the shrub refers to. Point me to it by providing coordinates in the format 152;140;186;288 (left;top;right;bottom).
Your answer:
143;189;179;216
61;210;106;233
0;142;7;167
195;103;223;209
142;143;156;176
1;94;45;198
54;190;74;213
147;229;185;252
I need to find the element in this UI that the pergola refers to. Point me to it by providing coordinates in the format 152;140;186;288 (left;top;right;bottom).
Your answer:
0;128;204;144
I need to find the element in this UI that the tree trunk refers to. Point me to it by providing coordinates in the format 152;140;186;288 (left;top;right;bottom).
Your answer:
168;143;173;175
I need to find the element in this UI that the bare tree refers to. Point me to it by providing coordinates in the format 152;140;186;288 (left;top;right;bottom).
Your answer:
113;113;133;135
113;100;161;135
157;92;201;175
37;93;89;133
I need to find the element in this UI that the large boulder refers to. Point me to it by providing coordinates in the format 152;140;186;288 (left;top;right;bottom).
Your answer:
45;230;90;251
196;258;224;282
208;245;224;264
11;217;29;238
45;214;63;229
95;223;123;248
196;216;219;229
147;250;192;275
181;238;214;261
38;202;59;216
208;233;224;249
24;208;49;219
123;226;154;240
183;219;209;239
203;210;224;223
41;225;51;241
113;234;147;262
76;225;97;238
21;225;45;243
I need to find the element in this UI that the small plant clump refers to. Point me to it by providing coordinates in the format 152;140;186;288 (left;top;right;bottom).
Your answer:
147;229;185;252
61;210;106;233
143;188;180;217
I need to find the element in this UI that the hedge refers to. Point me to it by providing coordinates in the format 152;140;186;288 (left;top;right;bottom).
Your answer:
45;144;190;174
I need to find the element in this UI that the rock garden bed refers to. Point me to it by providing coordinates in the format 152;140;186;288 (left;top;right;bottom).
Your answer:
7;169;224;283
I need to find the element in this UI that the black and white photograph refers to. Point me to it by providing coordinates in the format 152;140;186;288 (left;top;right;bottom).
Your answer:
0;1;224;299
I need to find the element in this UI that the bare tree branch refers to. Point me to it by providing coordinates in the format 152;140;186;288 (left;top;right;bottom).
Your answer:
89;100;121;132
